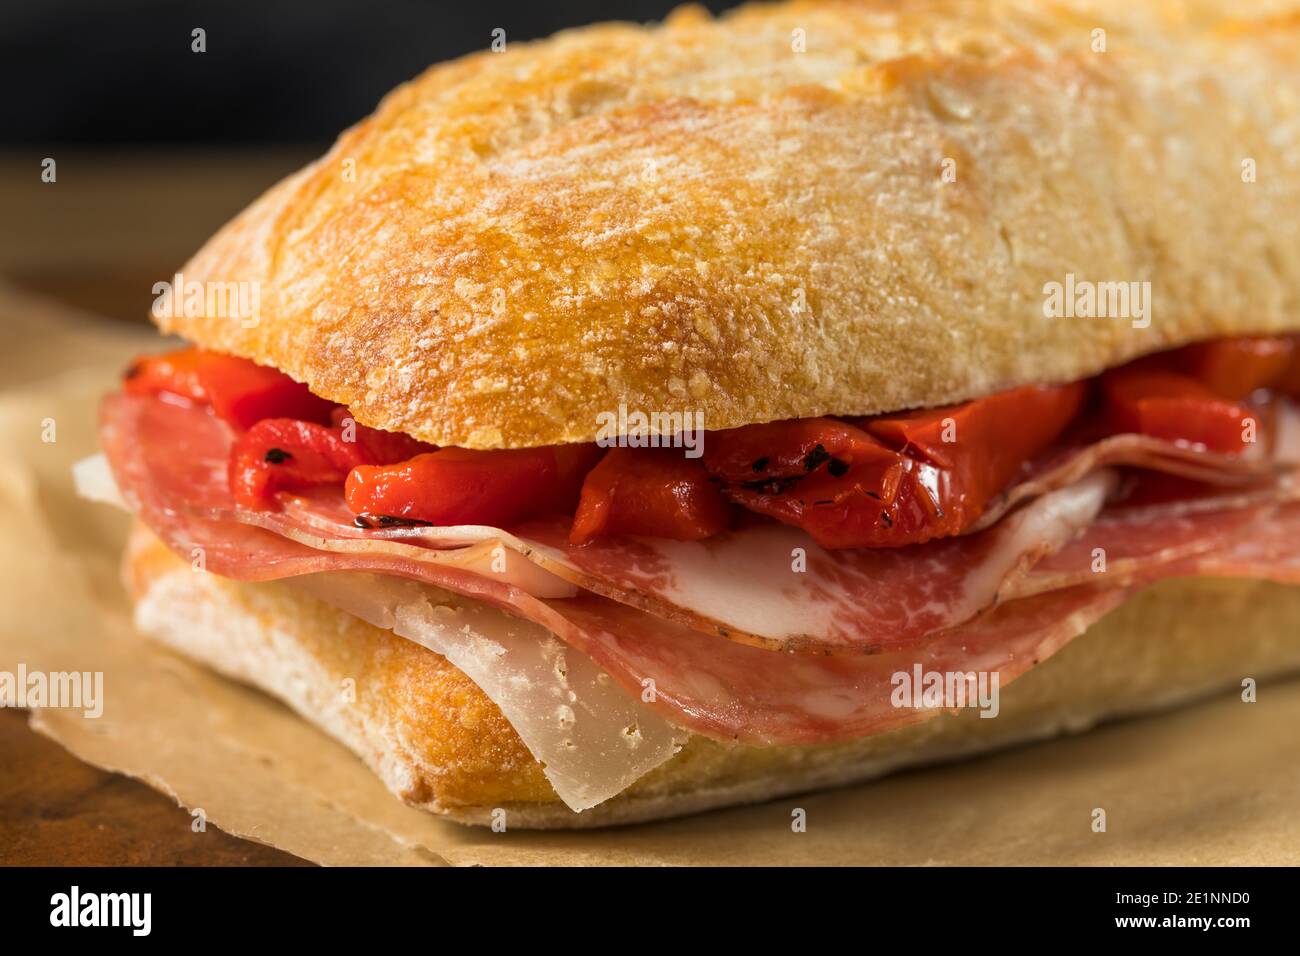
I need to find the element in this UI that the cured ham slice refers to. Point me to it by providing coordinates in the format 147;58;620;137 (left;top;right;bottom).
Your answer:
125;475;1300;752
100;393;1300;655
1011;497;1294;597
100;394;1114;653
969;431;1288;533
511;476;1112;653
543;585;1132;745
92;400;1131;747
263;428;1299;653
1048;498;1300;590
272;482;1108;652
97;394;1139;745
297;568;1133;748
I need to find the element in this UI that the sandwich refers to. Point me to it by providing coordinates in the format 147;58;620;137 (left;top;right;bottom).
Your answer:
77;0;1300;828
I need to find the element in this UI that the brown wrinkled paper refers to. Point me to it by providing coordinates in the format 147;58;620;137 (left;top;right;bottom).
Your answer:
3;285;1299;866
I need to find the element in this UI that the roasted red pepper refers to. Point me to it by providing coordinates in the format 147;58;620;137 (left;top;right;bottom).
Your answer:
1272;335;1300;398
570;448;731;545
328;407;435;463
1101;365;1258;454
230;419;374;509
124;347;208;403
201;353;336;429
126;347;335;429
1174;336;1296;399
703;383;1087;548
862;381;1089;477
702;417;890;487
346;444;602;526
132;335;1300;547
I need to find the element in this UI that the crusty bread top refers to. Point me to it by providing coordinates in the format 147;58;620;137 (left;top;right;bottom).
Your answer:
161;0;1300;449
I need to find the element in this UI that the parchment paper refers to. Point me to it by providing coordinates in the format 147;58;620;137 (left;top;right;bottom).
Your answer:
3;284;1299;866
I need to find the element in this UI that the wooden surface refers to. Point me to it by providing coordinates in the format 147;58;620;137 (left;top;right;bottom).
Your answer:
0;149;319;865
0;709;309;865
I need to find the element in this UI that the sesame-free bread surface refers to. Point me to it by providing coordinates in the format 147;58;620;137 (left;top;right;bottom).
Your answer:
158;0;1300;449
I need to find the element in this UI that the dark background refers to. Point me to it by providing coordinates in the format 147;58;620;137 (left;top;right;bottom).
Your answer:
2;0;742;146
0;1;744;321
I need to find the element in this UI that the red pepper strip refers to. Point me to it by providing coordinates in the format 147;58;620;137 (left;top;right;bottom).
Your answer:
230;419;373;509
862;382;1089;475
124;348;207;403
702;417;886;483
346;444;602;526
125;347;335;429
1273;335;1300;398
569;448;732;545
703;382;1087;549
1101;366;1258;455
705;420;955;549
201;353;336;429
328;406;436;462
1174;336;1296;399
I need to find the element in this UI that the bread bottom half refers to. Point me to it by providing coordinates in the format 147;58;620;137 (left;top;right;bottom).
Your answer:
124;522;1300;828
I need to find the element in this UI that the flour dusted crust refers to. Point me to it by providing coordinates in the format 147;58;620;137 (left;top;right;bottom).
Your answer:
125;522;1300;828
157;0;1300;449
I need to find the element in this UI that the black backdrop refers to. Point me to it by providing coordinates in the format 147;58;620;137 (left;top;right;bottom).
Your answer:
2;0;742;146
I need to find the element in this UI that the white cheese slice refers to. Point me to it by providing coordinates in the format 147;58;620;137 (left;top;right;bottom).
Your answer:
288;572;684;812
73;453;127;509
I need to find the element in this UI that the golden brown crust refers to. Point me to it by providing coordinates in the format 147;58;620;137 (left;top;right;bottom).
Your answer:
126;522;1300;828
156;0;1300;449
123;523;555;810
